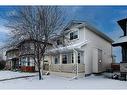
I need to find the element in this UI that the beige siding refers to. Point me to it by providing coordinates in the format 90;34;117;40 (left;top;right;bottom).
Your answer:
50;64;85;73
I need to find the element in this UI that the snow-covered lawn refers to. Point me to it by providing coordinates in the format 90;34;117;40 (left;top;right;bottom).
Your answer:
0;71;38;80
0;71;127;89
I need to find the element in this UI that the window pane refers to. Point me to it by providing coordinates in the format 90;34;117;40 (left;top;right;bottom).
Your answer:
27;57;30;66
78;53;80;63
55;57;58;64
70;32;73;40
54;55;59;64
57;39;62;45
70;31;78;40
71;53;74;63
74;35;78;39
73;31;78;39
62;54;67;64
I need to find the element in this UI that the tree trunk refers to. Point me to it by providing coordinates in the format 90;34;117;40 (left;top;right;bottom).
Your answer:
39;69;42;80
39;68;42;80
38;61;43;80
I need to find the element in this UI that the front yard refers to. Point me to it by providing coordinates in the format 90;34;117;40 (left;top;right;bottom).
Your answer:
0;71;37;80
0;71;127;89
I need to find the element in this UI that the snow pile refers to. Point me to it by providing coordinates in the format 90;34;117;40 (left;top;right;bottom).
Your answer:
0;73;127;89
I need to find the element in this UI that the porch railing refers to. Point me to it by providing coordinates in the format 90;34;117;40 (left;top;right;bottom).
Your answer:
49;63;85;73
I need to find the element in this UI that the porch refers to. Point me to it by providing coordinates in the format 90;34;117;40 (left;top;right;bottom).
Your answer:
43;64;85;77
44;49;85;77
6;58;19;70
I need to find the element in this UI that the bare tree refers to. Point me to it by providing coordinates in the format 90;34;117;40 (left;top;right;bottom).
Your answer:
5;6;66;80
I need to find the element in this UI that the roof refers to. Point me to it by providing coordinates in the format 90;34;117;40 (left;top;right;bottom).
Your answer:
17;38;52;47
112;36;127;46
47;40;88;53
117;18;127;33
5;48;19;56
62;20;114;43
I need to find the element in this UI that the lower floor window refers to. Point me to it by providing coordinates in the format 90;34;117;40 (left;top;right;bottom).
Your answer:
78;53;80;63
62;54;67;64
71;53;74;63
54;57;58;64
52;52;82;64
20;57;34;66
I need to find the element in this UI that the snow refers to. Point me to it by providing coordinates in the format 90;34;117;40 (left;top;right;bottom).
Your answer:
113;36;127;46
0;71;127;89
0;71;38;80
48;40;88;53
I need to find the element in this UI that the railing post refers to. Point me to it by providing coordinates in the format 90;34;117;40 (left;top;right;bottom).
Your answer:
49;55;52;72
73;49;78;78
60;54;62;72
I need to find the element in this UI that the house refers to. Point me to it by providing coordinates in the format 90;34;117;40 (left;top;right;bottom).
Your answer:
5;40;36;72
112;18;127;79
17;39;37;72
5;48;19;70
5;20;113;78
5;39;52;72
44;21;114;78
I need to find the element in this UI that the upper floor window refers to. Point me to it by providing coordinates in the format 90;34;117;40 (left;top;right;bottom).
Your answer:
30;43;34;50
57;39;62;45
70;30;78;40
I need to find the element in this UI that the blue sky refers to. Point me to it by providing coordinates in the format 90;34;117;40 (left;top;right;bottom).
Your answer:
0;6;127;62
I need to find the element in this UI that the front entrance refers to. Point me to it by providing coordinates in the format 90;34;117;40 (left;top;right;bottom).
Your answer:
93;48;103;73
98;49;103;72
12;58;19;70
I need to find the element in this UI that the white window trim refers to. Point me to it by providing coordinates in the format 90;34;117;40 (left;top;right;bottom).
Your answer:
69;29;79;41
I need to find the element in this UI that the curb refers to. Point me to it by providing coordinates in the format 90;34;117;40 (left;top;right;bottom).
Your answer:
0;75;37;82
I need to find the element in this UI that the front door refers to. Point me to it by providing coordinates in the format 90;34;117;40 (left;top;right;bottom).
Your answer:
98;49;102;72
12;58;19;70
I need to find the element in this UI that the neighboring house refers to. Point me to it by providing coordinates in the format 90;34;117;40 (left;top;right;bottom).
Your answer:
5;39;52;72
45;21;114;78
5;48;19;70
112;18;127;77
17;39;37;72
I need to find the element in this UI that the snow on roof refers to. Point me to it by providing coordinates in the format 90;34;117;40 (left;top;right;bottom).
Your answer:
48;40;88;53
112;36;127;46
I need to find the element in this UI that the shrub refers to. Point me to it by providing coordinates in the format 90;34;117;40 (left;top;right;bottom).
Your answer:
0;60;6;70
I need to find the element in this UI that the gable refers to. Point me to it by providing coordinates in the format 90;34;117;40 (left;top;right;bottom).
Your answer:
62;20;113;43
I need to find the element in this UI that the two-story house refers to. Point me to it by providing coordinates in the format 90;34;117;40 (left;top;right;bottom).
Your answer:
44;21;114;78
113;18;127;79
17;39;37;72
5;48;19;70
5;39;52;72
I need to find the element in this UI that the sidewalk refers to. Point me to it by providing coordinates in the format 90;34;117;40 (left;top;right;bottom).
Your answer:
0;71;38;81
0;75;37;81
